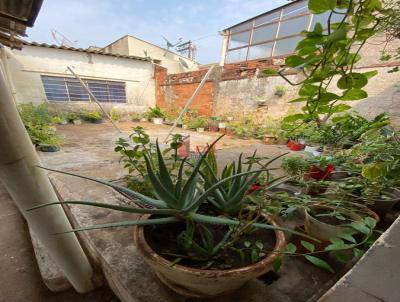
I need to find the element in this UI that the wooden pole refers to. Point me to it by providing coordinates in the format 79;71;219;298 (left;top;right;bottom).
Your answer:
67;66;122;133
163;65;215;143
0;48;95;293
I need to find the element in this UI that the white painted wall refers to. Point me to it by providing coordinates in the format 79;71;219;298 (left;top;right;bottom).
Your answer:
104;35;199;74
6;45;156;114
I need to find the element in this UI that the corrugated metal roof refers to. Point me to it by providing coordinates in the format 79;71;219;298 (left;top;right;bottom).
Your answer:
0;0;43;48
23;41;152;62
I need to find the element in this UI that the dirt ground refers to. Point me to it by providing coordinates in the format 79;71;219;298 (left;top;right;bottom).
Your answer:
0;121;292;302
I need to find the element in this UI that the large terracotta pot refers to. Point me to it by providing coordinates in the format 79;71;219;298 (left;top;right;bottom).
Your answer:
134;215;286;298
304;205;362;241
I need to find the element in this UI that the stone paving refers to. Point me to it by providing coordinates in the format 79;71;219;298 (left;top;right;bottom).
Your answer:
1;121;332;302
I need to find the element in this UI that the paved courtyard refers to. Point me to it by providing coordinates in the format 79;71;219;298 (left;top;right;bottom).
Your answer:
0;121;293;302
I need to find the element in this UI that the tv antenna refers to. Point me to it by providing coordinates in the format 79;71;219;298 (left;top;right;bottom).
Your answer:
176;40;197;61
161;35;182;50
51;29;77;47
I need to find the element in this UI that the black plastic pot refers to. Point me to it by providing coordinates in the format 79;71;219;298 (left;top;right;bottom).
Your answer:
368;188;400;215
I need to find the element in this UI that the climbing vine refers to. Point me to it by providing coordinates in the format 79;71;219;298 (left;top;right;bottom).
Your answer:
265;0;390;128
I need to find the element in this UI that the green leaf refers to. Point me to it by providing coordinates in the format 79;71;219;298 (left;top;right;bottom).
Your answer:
301;240;315;252
350;222;371;235
38;166;167;209
285;55;305;68
255;240;264;250
362;162;386;180
289;97;308;103
309;0;337;14
336;232;356;243
341;89;368;101
286;242;297;254
364;217;377;230
337;73;368;89
332;251;350;263
363;70;378;79
273;257;282;272
56;217;179;234
314;22;323;34
326;28;347;43
299;84;319;97
305;255;335;273
263;68;278;76
353;248;364;259
28;200;178;216
244;240;251;248
283;113;307;123
330;104;352;113
251;249;259;263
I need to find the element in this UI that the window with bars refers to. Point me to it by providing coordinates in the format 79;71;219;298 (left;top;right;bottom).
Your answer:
225;0;344;63
41;76;127;103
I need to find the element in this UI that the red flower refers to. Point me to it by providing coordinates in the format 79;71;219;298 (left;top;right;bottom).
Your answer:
246;183;263;195
307;164;335;180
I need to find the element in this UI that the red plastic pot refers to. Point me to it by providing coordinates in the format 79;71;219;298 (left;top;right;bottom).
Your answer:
307;164;335;180
287;140;304;151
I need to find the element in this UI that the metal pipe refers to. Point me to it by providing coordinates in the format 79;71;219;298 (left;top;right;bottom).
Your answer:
163;65;215;143
67;66;122;133
0;50;95;293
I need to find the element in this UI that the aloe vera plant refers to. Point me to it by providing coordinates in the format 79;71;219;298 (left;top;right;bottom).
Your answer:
200;148;288;215
29;136;314;264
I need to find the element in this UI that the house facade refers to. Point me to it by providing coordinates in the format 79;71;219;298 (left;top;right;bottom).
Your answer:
103;35;199;74
5;42;156;114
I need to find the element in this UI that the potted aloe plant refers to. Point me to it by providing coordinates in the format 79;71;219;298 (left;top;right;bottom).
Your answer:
30;136;316;298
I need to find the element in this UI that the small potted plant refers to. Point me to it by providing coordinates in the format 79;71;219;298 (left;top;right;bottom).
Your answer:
110;108;121;122
304;204;362;241
188;116;208;133
65;112;81;125
146;106;165;125
274;85;287;97
130;113;142;122
80;110;103;123
254;96;267;107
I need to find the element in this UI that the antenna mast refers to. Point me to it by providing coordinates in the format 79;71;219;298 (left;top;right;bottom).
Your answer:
176;40;196;61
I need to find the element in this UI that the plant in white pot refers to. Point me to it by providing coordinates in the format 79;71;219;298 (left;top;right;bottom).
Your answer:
30;137;314;298
146;106;165;125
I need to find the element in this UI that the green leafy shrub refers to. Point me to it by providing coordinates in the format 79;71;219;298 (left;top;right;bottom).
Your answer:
145;106;165;120
130;113;142;122
18;103;62;146
114;126;184;197
188;116;208;130
281;157;310;179
81;110;103;123
65;112;80;123
110;108;121;122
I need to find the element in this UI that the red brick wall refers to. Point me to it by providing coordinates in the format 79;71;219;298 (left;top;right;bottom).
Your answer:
154;57;288;117
164;82;214;116
155;67;214;116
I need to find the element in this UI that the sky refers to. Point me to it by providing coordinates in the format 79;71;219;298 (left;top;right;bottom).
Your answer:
27;0;288;64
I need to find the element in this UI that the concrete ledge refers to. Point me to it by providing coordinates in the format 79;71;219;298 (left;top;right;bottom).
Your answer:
29;228;72;292
319;216;400;302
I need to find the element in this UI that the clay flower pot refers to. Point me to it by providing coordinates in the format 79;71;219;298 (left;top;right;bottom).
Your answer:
152;118;164;125
263;135;277;145
304;204;362;241
134;215;286;298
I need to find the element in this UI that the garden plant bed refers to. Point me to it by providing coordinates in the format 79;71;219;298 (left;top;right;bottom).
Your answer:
34;122;375;302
